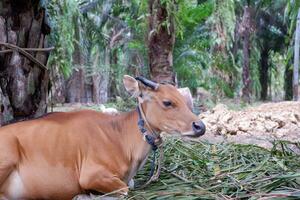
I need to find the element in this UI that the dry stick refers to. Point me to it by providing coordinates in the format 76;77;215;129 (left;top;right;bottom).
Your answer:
0;49;14;53
0;42;49;70
0;47;54;53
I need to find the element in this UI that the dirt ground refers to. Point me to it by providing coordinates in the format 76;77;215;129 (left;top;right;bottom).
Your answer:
199;101;300;150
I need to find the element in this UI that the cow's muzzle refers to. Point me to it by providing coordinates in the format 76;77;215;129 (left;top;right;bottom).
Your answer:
191;121;206;137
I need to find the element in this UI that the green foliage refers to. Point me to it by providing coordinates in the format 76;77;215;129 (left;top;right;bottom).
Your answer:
46;0;293;102
173;1;213;91
269;52;286;100
249;38;262;98
209;0;236;51
283;1;300;100
285;0;300;38
105;96;137;112
178;1;213;30
125;0;149;76
47;0;81;77
174;0;239;98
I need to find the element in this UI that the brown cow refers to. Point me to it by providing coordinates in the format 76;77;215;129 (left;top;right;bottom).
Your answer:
0;75;205;200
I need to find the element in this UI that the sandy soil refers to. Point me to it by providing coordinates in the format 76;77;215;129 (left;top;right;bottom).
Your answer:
199;101;300;150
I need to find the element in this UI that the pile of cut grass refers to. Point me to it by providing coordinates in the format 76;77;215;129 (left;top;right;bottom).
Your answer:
127;138;300;199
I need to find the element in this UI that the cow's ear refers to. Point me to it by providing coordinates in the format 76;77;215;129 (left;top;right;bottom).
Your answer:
177;87;193;111
123;75;140;97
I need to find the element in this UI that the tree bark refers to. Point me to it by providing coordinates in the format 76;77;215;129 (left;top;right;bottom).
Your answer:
259;48;269;100
109;48;118;99
91;51;101;104
98;47;110;103
49;64;66;104
101;25;125;103
91;47;110;104
242;32;251;102
0;86;13;125
148;0;176;84
66;17;85;103
0;0;50;125
293;8;300;101
66;68;85;103
240;6;252;103
92;74;101;104
284;63;293;100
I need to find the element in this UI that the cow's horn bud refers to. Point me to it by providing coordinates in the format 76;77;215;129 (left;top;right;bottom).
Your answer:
135;76;159;90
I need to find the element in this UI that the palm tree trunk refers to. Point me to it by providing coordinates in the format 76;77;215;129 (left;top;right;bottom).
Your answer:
240;5;252;103
0;0;50;125
284;62;293;100
293;8;300;101
99;47;110;103
259;48;269;100
109;48;118;99
148;0;176;84
66;17;85;103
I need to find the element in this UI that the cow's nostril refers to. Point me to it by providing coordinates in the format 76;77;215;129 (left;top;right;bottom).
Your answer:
192;122;201;130
192;121;206;137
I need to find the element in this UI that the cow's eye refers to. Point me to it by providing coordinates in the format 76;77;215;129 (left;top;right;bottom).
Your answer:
163;100;172;107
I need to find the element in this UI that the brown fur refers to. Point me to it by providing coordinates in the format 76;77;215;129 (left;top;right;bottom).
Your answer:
0;110;147;199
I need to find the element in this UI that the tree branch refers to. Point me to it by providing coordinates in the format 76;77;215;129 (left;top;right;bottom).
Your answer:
0;42;49;70
0;47;54;54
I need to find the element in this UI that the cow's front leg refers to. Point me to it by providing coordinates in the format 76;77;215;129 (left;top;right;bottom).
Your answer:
79;166;128;197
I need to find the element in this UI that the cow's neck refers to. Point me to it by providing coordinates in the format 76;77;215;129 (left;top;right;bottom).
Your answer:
115;108;153;181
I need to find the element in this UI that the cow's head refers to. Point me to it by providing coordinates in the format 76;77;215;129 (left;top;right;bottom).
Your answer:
123;75;205;137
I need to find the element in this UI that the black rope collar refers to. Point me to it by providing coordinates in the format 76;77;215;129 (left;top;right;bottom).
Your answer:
137;106;158;151
136;106;159;179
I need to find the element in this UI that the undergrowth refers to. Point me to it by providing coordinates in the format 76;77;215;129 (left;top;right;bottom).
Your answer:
126;138;300;200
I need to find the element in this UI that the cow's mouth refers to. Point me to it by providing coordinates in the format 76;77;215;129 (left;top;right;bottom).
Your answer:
169;129;205;138
181;121;206;138
166;121;206;138
181;130;205;138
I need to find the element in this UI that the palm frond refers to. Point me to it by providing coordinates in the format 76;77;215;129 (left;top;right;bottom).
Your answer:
128;138;300;199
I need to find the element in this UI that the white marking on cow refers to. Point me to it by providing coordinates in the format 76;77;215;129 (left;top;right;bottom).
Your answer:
7;171;24;199
103;108;119;115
